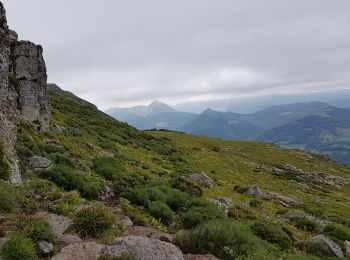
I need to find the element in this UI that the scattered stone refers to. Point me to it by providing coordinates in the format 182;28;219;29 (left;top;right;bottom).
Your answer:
188;173;215;188
71;129;82;137
38;240;53;254
52;242;104;260
184;254;219;260
56;234;82;246
345;241;350;258
246;184;301;207
285;209;328;229
313;235;344;258
103;236;184;260
118;215;133;227
50;124;65;133
207;197;233;213
36;212;72;236
29;156;52;171
127;226;175;244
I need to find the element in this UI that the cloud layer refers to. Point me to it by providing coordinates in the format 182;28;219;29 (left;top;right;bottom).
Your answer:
3;0;350;109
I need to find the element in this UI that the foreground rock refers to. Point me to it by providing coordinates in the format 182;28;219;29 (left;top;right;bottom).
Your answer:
184;254;219;260
52;242;104;260
38;240;53;254
313;235;344;258
103;236;184;260
127;226;175;243
36;212;72;236
188;173;215;188
29;156;52;171
345;241;350;258
246;183;301;207
56;234;82;246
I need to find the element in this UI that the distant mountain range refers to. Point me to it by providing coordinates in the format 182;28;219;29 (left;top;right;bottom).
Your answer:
106;101;350;165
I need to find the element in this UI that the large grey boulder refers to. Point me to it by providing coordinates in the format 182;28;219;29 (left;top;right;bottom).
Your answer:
52;242;104;260
184;254;219;260
188;173;215;188
127;226;175;244
56;234;83;246
103;236;184;260
345;241;350;258
313;235;344;258
29;156;52;171
36;212;72;236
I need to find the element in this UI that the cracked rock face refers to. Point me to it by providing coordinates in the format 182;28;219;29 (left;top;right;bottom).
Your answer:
0;1;52;185
0;1;21;186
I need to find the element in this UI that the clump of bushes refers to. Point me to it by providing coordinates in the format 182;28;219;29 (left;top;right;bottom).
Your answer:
148;201;173;224
171;176;203;196
18;217;54;243
251;220;293;251
177;219;268;259
29;178;62;201
0;232;37;260
73;206;116;237
180;198;224;229
54;191;83;215
290;217;318;232
93;156;125;180
0;183;17;213
39;165;104;200
112;172;149;196
296;241;333;258
249;199;263;209
228;204;256;221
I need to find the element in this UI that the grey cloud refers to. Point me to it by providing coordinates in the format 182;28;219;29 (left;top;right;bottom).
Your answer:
2;0;350;109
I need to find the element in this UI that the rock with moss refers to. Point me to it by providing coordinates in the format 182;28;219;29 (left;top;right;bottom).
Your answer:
313;235;344;258
52;242;104;260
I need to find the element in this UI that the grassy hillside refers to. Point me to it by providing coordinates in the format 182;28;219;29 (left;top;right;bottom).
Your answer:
1;87;350;259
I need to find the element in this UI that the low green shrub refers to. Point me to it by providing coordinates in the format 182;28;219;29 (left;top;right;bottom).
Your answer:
112;172;147;196
93;156;125;180
19;217;54;242
177;219;268;259
74;206;116;237
296;241;333;258
249;199;263;209
148;201;173;224
17;192;38;215
181;198;224;229
0;232;37;260
323;224;350;243
171;176;203;196
29;178;62;201
54;191;83;215
251;220;293;251
290;217;318;232
39;165;104;200
0;183;17;213
228;204;256;221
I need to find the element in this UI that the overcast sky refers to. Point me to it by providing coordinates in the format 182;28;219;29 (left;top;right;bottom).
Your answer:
3;0;350;109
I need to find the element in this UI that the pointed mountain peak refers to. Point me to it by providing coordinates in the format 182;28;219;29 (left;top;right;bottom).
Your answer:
147;100;175;113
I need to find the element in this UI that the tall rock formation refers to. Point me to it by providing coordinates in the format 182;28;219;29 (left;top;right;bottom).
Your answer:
0;1;51;185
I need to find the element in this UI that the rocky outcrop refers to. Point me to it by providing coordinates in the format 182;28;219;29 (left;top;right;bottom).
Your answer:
313;235;344;258
103;236;184;260
0;2;21;186
246;183;301;207
274;164;349;187
0;1;51;185
207;197;233;214
10;40;51;131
